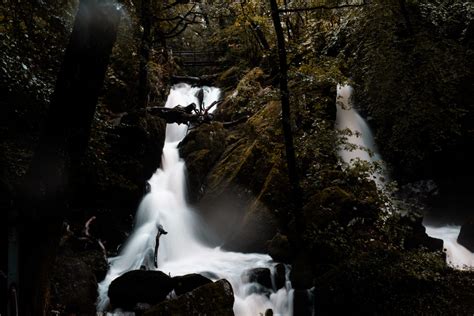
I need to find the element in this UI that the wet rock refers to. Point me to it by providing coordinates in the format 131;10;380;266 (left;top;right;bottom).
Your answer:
290;254;314;290
274;263;286;290
401;214;443;252
242;268;272;289
214;67;266;122
144;279;234;316
108;270;173;310
172;273;213;296
134;302;152;314
223;199;278;253
293;289;315;316
267;233;292;263
80;249;108;282
179;122;227;203
458;219;474;252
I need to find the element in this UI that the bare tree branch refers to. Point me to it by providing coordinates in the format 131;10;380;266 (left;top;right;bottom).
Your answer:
278;1;366;13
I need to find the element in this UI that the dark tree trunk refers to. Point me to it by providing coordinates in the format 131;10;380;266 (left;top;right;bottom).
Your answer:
399;0;413;35
138;0;152;108
250;20;270;51
15;1;121;315
269;0;303;233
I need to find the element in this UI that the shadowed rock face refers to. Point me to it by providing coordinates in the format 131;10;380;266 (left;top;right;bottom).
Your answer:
241;267;272;289
50;255;98;316
458;219;474;253
108;270;173;310
172;273;213;296
180;98;285;253
144;279;235;316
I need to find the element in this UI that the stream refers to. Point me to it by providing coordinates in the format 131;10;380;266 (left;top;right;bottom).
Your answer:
97;83;293;315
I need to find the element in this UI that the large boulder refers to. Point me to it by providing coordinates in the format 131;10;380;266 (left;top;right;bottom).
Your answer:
179;122;227;203
458;219;474;252
108;270;173;310
267;233;292;263
193;101;286;253
144;279;235;316
172;273;213;296
50;255;98;316
241;268;272;289
402;215;443;252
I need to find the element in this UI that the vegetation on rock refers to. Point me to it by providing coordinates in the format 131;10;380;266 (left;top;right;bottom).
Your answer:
2;0;473;315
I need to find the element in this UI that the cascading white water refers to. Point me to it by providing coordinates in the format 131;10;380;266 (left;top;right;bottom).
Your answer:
423;225;474;270
97;83;293;315
335;84;473;270
335;84;386;185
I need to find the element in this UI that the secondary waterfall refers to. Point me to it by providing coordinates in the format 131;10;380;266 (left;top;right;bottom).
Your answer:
335;84;386;185
97;83;293;315
423;225;474;270
336;84;473;270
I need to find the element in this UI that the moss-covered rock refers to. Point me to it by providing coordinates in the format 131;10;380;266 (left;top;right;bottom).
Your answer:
76;112;166;217
108;270;174;311
50;249;103;316
179;122;227;203
144;279;234;316
190;99;287;252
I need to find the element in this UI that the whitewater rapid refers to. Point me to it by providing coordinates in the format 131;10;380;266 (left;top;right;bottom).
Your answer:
97;83;293;315
424;225;474;270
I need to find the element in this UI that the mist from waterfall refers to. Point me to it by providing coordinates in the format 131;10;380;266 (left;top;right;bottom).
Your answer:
97;83;293;315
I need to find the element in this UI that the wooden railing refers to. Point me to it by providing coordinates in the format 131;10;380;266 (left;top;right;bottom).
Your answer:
171;50;225;67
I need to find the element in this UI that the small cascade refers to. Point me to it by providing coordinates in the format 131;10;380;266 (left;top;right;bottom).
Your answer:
335;84;387;185
97;83;293;315
423;224;474;270
335;85;473;270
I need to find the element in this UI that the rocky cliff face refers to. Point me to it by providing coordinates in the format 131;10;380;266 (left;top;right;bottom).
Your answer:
180;66;339;254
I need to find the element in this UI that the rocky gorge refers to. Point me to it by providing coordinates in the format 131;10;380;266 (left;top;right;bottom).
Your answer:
2;0;474;315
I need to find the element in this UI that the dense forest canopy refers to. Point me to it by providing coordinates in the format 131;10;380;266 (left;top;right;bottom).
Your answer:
1;0;473;315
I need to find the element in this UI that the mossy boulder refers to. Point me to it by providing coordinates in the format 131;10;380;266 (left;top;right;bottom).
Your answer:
241;268;272;289
216;66;242;92
144;279;234;316
108;270;173;310
172;273;213;296
179;122;227;203
50;254;99;315
267;233;292;263
195;102;287;252
215;67;270;122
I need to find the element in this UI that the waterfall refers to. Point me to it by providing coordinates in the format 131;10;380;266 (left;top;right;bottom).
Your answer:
335;84;386;185
335;84;473;270
97;83;293;315
423;225;474;270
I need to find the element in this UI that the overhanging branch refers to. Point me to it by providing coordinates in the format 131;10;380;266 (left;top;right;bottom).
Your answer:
278;1;366;13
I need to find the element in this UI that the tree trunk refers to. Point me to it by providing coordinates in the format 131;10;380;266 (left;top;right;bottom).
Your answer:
138;0;152;108
15;1;121;315
399;0;413;35
269;0;303;234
